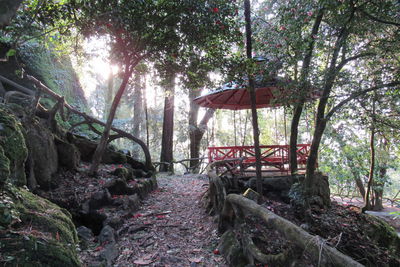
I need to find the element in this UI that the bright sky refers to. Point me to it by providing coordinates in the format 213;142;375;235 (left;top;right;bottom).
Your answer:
78;37;118;98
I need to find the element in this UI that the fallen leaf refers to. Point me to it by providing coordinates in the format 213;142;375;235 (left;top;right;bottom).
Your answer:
133;259;153;265
189;257;202;263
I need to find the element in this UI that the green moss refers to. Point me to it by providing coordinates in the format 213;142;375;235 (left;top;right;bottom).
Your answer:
17;189;78;244
0;107;28;186
364;215;400;254
0;233;80;266
0;146;10;185
0;187;80;266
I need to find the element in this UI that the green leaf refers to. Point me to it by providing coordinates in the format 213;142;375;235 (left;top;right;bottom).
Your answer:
6;49;16;57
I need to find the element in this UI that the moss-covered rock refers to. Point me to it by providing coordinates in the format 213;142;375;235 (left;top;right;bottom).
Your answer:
0;146;10;186
0;186;80;266
0;106;28;186
364;215;400;256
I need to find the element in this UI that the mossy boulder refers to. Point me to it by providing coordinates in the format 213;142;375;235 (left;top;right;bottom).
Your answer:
364;215;400;256
0;106;28;187
0;185;80;266
0;146;10;186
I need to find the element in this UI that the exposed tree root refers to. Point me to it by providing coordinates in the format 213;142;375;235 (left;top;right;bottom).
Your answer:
220;193;364;267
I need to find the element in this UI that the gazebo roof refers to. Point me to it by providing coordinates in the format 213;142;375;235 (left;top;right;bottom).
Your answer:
193;77;319;110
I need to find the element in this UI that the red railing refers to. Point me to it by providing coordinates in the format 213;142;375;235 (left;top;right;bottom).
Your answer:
208;144;311;173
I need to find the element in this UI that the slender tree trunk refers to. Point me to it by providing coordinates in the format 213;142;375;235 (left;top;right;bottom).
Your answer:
242;110;249;146
363;96;377;212
372;138;389;211
188;85;215;172
304;25;350;197
132;72;143;158
189;88;200;169
104;68;114;120
289;9;324;175
159;71;175;172
363;124;375;212
190;108;215;172
90;59;134;175
244;0;262;196
289;105;303;174
143;80;149;148
372;167;385;211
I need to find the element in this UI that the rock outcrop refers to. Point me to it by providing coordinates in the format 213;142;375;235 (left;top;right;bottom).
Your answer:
0;107;80;266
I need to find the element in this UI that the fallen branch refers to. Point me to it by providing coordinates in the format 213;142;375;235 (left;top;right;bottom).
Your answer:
0;75;35;96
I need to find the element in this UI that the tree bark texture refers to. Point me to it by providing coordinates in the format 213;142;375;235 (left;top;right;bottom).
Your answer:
132;71;143;158
159;72;175;172
244;0;263;197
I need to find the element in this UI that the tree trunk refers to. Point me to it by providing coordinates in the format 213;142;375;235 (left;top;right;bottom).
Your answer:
132;71;143;158
372;138;389;211
189;107;215;172
104;68;114;120
303;20;352;207
289;9;324;175
143;79;149;148
363;124;376;212
244;0;262;197
89;59;134;175
188;88;200;170
289;105;303;174
159;71;175;173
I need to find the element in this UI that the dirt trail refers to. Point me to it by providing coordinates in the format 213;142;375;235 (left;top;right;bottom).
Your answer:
114;174;227;267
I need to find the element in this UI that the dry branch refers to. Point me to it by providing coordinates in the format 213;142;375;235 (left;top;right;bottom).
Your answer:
0;75;35;96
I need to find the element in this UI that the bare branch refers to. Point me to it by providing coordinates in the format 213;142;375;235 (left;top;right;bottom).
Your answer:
336;52;375;71
360;9;400;27
326;81;400;120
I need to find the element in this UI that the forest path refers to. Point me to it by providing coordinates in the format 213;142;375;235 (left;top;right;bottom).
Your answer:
114;174;227;267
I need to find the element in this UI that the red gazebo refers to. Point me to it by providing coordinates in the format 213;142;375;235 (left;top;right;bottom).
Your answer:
193;78;318;175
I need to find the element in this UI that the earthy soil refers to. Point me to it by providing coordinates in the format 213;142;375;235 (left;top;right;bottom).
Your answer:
112;174;226;267
70;172;226;267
